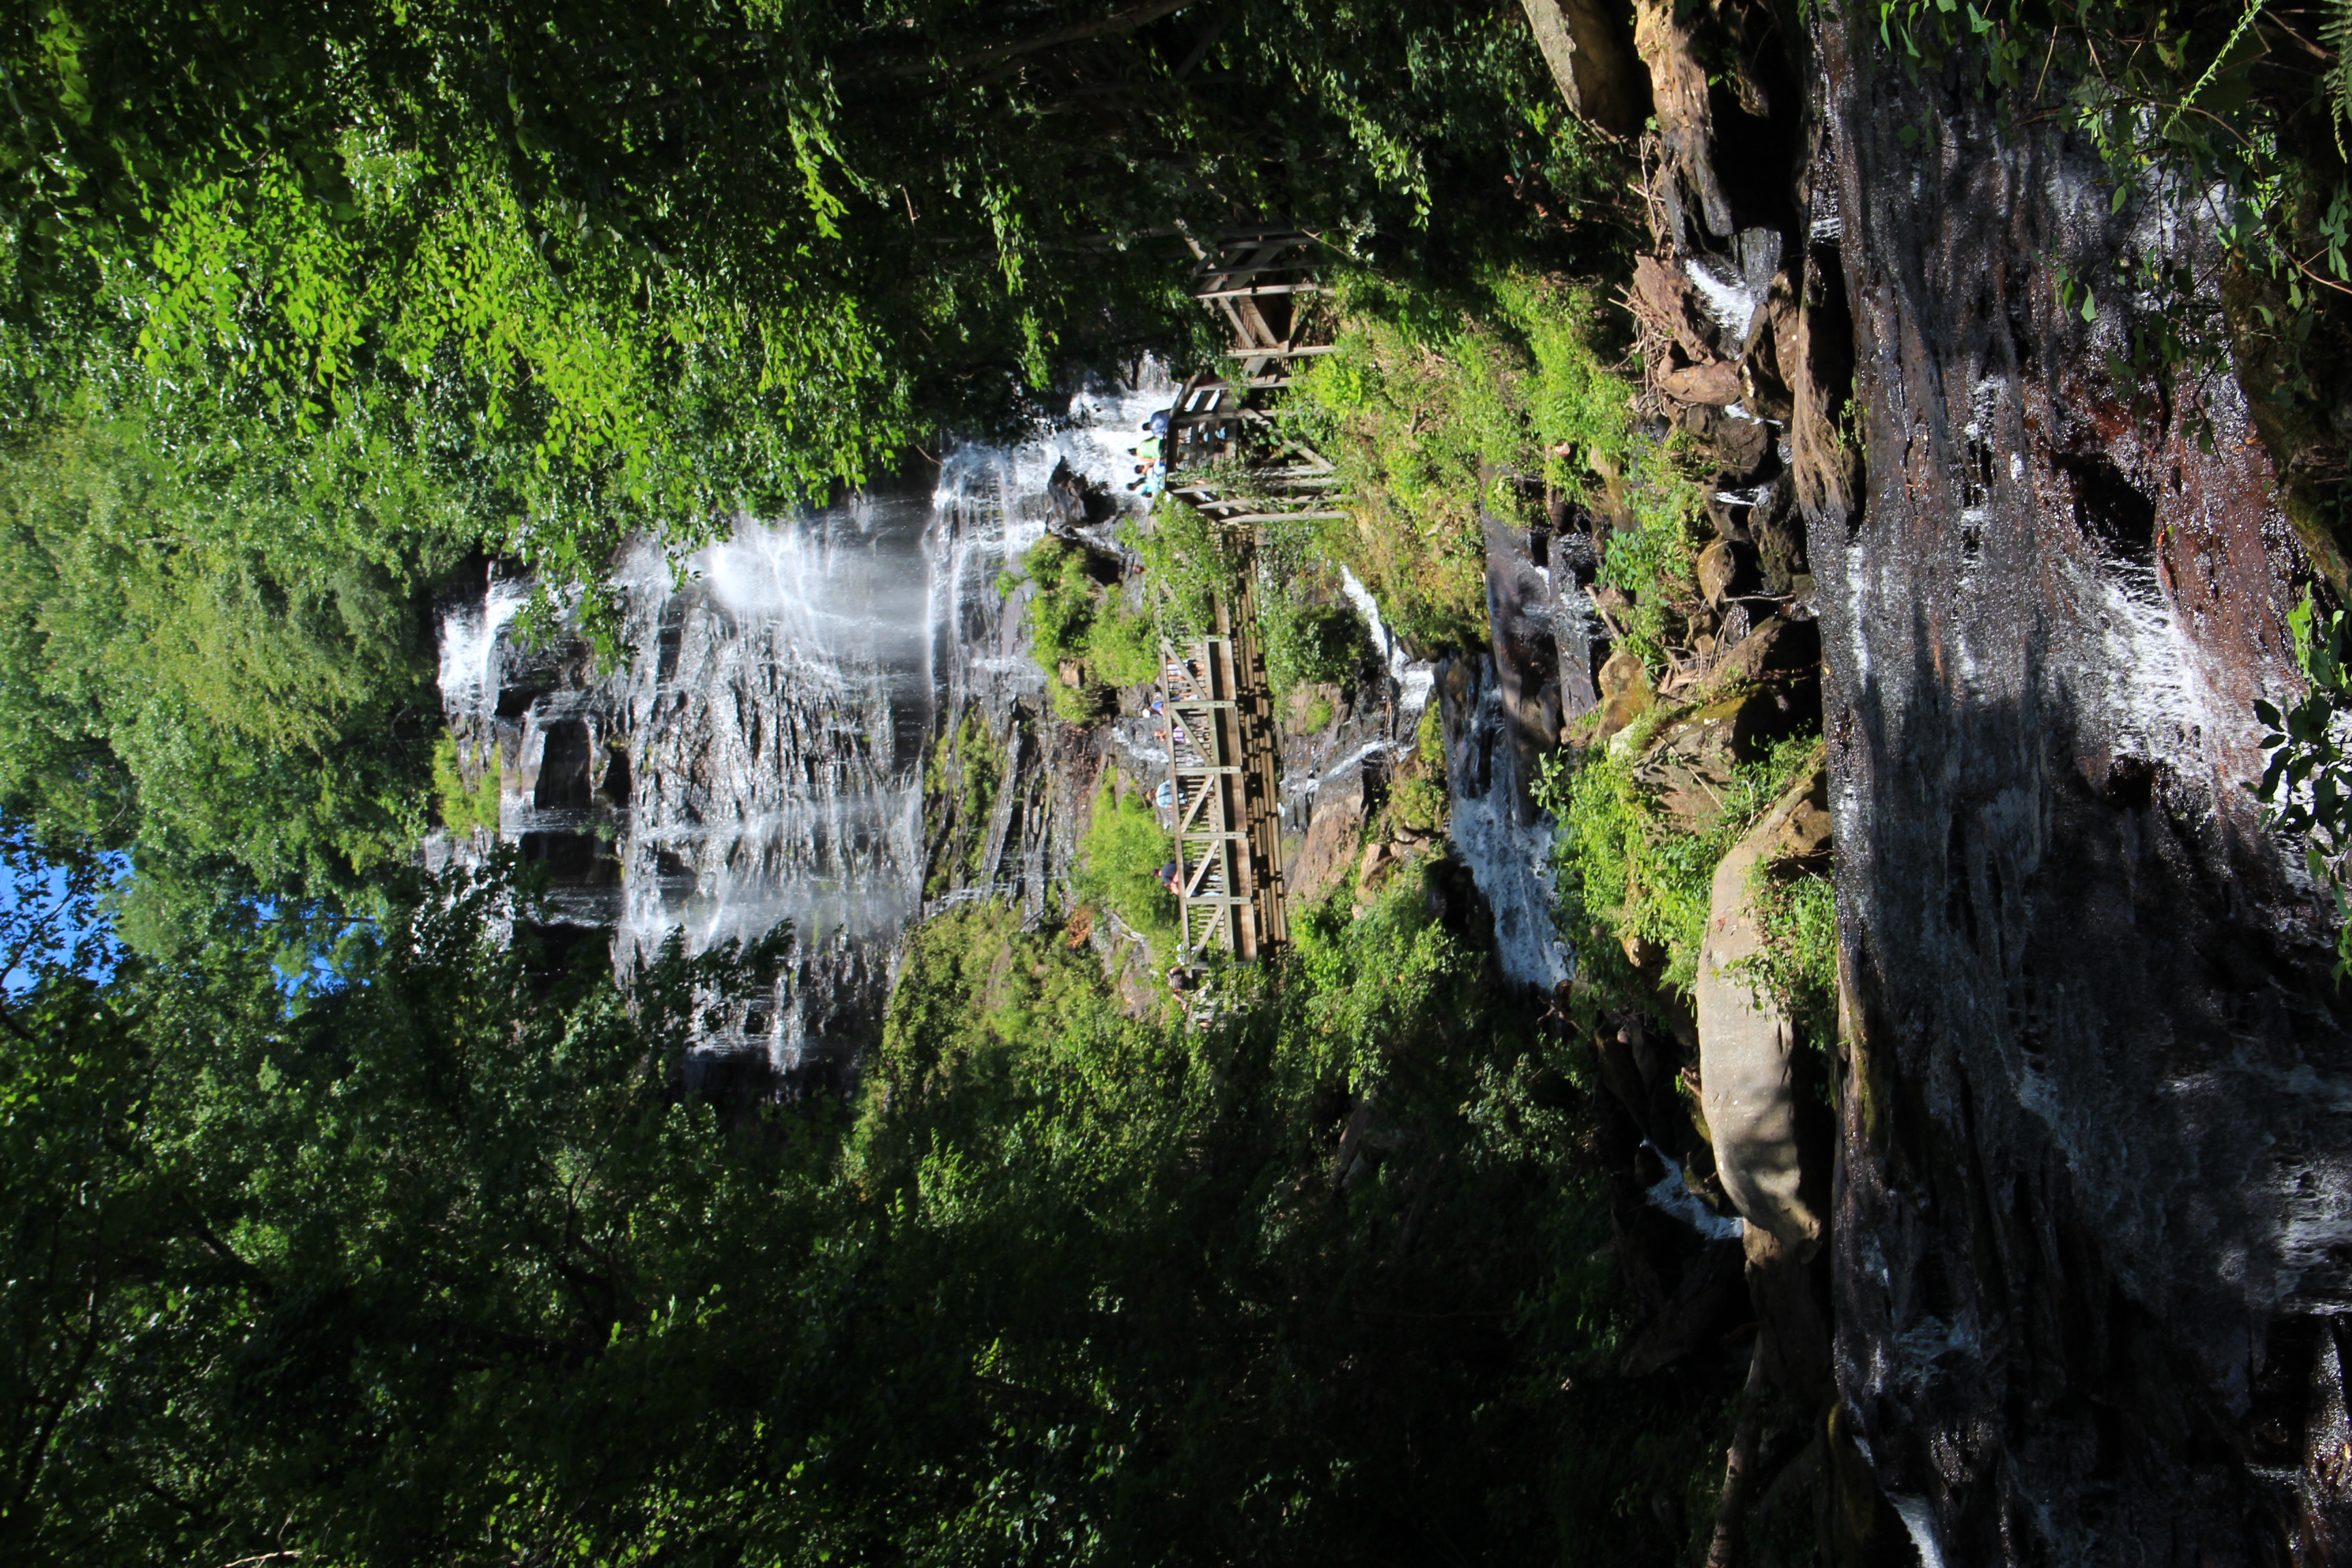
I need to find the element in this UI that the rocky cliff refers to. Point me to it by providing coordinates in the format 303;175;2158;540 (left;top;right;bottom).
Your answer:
1536;0;2352;1556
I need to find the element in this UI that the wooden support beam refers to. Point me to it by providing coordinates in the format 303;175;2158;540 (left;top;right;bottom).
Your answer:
1226;344;1336;359
1194;282;1324;301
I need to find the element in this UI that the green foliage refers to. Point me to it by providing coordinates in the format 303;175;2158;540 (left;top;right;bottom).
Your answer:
1538;722;1822;999
431;732;502;840
0;414;457;904
1019;536;1104;672
1130;500;1243;645
0;849;821;1565
0;834;1738;1567
1;0;1620;621
1737;868;1840;1046
1087;597;1163;688
1075;771;1177;953
1265;598;1369;699
1390;771;1448;832
1253;518;1372;700
1014;536;1160;713
2256;589;2352;974
1285;269;1703;662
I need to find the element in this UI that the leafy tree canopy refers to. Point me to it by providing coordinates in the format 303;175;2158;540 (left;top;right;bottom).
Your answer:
0;411;463;913
0;845;1731;1567
2;0;1607;609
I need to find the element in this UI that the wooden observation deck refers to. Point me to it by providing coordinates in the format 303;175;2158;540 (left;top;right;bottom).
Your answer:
1162;572;1287;961
1149;225;1348;962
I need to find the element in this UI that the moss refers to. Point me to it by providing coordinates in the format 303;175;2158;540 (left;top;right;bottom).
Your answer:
922;710;1007;897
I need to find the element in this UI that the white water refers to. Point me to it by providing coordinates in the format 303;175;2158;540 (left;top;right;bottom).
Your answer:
434;369;1175;1079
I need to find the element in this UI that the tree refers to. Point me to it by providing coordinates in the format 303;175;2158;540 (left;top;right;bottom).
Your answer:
0;845;1727;1567
0;413;461;906
3;1;1608;604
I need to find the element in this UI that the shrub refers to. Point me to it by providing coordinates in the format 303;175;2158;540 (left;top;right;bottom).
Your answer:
1075;772;1177;953
1281;267;1706;668
1537;723;1819;1000
432;733;502;840
1264;600;1367;698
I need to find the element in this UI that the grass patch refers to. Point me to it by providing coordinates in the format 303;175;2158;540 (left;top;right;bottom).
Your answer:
1281;267;1705;664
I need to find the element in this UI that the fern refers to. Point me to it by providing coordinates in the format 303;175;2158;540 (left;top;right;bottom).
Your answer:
2328;0;2352;158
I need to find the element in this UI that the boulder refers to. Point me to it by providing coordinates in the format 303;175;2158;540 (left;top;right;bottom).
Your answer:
1673;402;1771;478
1595;648;1654;740
1659;353;1744;406
1737;269;1800;423
1632;253;1724;362
1286;770;1367;906
1696;538;1742;605
1519;0;1649;137
1695;764;1827;1254
1715;615;1820;685
1629;696;1748;829
1633;0;1732;242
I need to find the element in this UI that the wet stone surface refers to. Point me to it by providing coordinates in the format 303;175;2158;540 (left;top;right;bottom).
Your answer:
1813;22;2352;1560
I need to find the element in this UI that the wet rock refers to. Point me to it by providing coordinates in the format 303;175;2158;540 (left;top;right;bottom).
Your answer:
1486;512;1565;757
1813;22;2352;1556
1045;459;1107;528
1520;0;1649;137
1288;768;1367;907
1697;766;1826;1253
1673;403;1772;479
1747;475;1809;593
1715;615;1818;686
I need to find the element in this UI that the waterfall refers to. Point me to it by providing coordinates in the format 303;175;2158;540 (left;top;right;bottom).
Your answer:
433;370;1175;1090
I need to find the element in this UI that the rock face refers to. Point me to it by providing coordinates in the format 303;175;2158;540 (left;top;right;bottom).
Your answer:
1808;20;2352;1560
1696;766;1825;1252
1286;766;1366;906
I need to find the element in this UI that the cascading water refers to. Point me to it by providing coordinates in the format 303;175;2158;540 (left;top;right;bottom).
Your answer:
433;370;1175;1090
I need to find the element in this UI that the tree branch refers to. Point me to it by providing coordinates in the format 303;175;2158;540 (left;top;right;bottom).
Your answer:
870;0;1203;80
